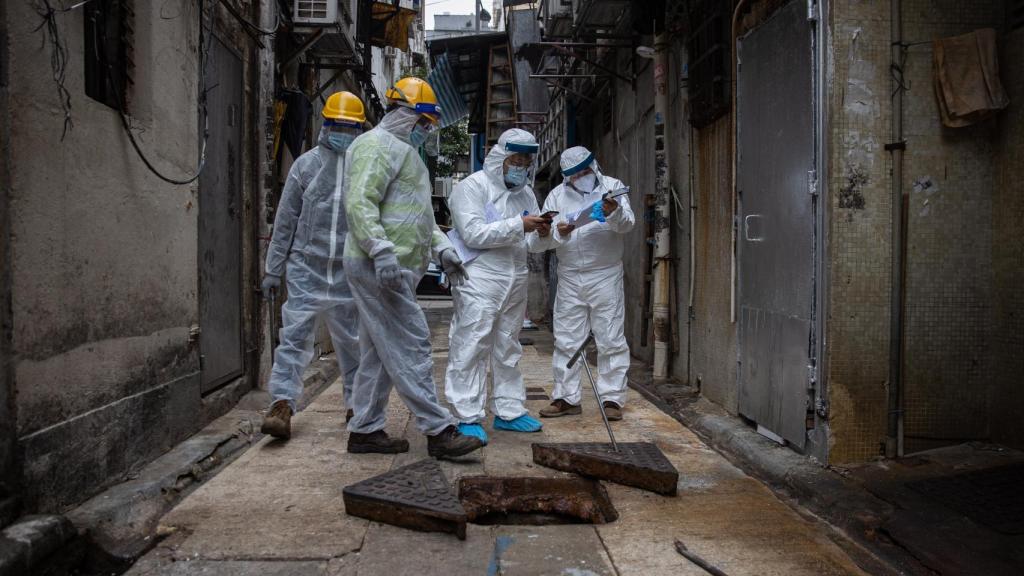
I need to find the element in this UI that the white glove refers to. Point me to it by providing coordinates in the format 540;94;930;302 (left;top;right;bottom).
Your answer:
439;249;469;287
374;252;403;291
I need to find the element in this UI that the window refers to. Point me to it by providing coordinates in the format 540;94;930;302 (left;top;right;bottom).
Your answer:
84;0;133;110
683;0;731;128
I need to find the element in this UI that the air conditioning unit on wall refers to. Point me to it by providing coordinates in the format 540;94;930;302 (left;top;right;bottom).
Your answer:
293;0;338;26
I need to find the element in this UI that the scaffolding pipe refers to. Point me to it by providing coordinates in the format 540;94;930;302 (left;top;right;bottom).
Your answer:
651;32;672;381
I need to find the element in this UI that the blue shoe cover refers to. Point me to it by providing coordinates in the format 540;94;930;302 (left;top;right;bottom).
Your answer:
457;423;488;445
493;414;543;433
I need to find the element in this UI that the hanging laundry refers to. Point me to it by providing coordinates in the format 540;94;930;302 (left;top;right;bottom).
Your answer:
933;28;1010;127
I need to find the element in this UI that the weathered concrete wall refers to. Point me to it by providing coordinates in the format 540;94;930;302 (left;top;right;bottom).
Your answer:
688;116;739;411
0;0;17;510
825;2;894;463
991;25;1024;449
8;1;260;512
587;49;657;365
826;0;1010;461
559;50;652;362
668;40;693;384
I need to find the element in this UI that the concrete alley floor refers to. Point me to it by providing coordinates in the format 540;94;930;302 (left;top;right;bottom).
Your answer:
126;301;872;576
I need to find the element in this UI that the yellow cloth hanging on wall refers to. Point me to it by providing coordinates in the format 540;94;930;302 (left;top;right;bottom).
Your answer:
370;2;416;53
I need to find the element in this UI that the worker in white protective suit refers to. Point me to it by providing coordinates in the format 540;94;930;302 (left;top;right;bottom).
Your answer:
260;91;368;440
538;146;635;421
343;77;483;460
444;129;553;444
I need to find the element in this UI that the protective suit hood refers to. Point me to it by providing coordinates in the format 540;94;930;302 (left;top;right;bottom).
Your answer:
483;128;538;193
317;125;334;151
560;146;608;195
377;107;421;144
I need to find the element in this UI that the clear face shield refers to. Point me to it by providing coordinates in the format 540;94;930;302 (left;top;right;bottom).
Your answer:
410;114;439;149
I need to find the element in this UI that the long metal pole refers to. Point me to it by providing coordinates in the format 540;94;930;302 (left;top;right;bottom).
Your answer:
581;354;619;451
567;333;618;450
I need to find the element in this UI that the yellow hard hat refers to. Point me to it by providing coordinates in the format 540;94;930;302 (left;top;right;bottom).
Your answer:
385;77;441;124
322;91;366;125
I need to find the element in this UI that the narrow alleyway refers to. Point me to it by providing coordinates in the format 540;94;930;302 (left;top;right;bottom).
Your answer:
126;302;870;576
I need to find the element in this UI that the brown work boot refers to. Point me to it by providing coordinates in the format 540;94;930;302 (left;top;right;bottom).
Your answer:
345;408;354;422
602;402;623;421
261;400;292;440
539;399;582;418
427;426;484;460
347;430;410;454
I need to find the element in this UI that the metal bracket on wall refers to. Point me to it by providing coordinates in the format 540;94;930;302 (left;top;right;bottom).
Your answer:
807;169;818;196
807;0;819;22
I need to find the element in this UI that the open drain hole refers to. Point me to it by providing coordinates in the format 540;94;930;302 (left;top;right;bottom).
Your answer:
458;476;618;525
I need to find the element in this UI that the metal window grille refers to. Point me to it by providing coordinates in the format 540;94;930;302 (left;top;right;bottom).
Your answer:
84;0;134;111
682;0;730;128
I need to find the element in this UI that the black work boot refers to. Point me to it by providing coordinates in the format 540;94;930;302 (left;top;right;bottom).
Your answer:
261;400;293;440
427;426;484;460
347;430;410;454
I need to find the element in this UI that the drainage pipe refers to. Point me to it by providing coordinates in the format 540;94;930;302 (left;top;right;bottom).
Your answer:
730;0;751;324
887;0;907;458
651;32;672;381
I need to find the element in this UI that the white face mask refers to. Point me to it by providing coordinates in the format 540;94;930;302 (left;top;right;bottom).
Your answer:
572;172;597;193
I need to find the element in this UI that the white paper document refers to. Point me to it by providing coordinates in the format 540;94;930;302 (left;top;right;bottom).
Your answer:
445;202;505;264
446;229;481;264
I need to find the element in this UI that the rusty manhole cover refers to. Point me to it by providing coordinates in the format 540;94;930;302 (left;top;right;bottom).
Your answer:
532;442;679;496
343;459;467;539
458;476;618;525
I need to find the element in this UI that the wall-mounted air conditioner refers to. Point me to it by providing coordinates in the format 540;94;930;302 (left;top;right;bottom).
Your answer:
293;0;339;26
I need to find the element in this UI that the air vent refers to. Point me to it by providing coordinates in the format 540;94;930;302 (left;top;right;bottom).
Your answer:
293;0;338;25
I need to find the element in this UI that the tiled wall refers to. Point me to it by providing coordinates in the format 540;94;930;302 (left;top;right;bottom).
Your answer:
827;0;1011;461
992;26;1024;449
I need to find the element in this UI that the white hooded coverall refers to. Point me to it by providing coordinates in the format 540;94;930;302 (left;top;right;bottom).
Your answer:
542;151;635;407
444;129;549;423
265;126;361;411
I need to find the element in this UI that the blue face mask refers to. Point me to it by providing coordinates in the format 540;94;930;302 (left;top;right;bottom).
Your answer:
505;165;528;188
409;124;431;148
327;132;357;152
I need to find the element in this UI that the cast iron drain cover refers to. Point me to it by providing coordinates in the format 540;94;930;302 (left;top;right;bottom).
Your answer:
532;442;679;496
343;458;467;539
458;476;618;525
907;462;1024;534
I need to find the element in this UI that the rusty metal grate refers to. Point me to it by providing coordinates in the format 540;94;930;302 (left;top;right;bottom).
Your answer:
343;459;467;539
532;442;680;496
907;463;1024;535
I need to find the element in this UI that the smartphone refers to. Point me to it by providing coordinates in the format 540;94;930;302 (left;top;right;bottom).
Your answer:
540;210;560;219
603;187;630;200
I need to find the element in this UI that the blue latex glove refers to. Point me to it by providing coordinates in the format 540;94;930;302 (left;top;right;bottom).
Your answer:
457;423;488;445
493;414;543;433
590;200;607;223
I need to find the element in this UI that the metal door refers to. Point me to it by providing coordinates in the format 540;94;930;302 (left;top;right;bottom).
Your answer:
198;37;244;393
737;0;815;449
